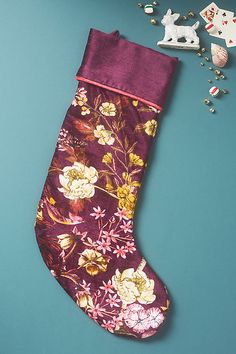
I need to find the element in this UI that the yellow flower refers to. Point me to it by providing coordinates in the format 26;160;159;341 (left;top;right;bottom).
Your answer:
57;234;75;250
144;119;158;137
112;267;156;306
117;184;137;219
94;125;115;145
77;293;93;308
78;96;88;106
129;153;144;166
132;100;138;107
102;152;113;164
99;102;117;116
81;106;90;115
58;162;98;200
78;249;108;276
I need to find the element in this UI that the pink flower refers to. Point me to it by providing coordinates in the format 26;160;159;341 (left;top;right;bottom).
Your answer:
96;239;111;254
120;220;133;233
99;280;114;294
106;294;121;308
125;241;136;253
113;245;128;259
123;304;165;334
90;206;106;219
124;305;150;333
146;307;164;329
102;229;119;243
101;319;115;332
88;304;105;319
114;208;129;221
111;315;123;331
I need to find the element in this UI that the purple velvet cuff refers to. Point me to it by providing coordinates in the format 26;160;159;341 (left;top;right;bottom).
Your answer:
76;28;178;111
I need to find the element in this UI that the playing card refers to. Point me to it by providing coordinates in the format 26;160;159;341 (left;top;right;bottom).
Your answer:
211;8;235;39
225;17;236;47
200;2;219;23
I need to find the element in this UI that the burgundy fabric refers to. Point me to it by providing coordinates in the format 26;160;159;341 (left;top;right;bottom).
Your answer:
34;28;178;339
76;28;178;110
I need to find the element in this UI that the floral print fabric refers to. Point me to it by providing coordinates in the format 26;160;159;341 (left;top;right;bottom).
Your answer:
34;82;170;339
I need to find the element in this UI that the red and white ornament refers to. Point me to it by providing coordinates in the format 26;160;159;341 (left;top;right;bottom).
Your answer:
209;86;220;97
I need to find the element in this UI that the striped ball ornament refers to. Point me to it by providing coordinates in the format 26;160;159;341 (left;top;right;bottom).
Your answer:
209;86;220;97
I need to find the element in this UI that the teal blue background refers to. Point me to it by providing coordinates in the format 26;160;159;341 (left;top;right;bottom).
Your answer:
1;0;236;353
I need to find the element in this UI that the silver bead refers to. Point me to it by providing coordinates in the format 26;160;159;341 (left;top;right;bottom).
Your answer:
215;76;219;80
137;2;144;7
152;1;158;5
208;66;213;70
209;108;215;113
201;47;207;53
208;79;212;83
203;98;211;105
204;56;210;61
196;52;202;57
220;74;225;79
200;62;205;66
222;89;229;94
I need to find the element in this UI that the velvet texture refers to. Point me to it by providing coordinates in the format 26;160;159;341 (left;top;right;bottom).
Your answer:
77;28;178;111
35;28;178;339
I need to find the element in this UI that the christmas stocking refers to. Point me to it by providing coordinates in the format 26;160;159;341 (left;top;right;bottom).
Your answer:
35;28;178;339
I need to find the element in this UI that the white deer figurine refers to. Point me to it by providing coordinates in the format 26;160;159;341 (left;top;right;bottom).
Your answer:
158;9;200;50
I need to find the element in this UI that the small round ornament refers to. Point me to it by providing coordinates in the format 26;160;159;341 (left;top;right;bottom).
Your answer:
211;43;228;68
144;4;154;14
150;18;157;25
214;69;221;75
209;86;220;97
209;107;216;113
203;98;211;105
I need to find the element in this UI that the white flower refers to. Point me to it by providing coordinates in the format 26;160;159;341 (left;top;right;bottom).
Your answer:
99;102;116;116
94;125;115;145
58;162;98;200
112;268;156;306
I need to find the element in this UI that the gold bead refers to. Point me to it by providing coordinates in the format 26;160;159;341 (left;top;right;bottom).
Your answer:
150;18;157;25
188;11;195;17
214;69;221;75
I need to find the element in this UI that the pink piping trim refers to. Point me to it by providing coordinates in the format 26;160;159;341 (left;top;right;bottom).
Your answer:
76;76;163;112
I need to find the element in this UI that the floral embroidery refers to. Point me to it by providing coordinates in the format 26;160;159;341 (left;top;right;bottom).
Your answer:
99;102;116;116
112;262;156;306
144;119;158;137
78;249;108;276
35;84;168;339
58;162;98;200
94;125;115;145
123;304;164;334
